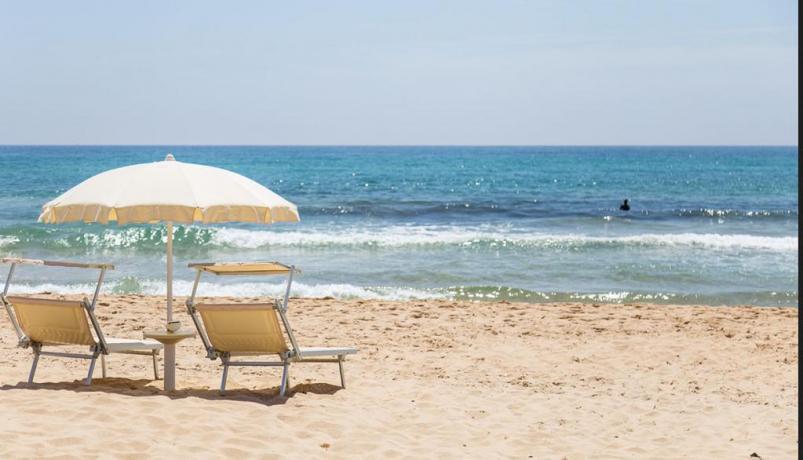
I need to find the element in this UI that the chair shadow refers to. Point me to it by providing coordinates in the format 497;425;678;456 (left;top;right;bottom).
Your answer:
0;378;343;406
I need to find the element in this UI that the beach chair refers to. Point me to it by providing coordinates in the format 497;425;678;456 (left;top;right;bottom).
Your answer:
1;258;163;385
186;261;357;396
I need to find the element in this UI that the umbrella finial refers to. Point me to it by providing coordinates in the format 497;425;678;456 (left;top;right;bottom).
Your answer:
165;153;175;161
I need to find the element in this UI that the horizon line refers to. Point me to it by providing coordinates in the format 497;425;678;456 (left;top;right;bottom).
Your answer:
0;143;798;148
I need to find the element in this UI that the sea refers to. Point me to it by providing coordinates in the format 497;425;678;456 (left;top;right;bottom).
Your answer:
0;146;797;306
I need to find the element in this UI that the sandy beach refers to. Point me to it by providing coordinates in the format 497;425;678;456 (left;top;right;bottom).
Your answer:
0;295;797;459
0;0;797;458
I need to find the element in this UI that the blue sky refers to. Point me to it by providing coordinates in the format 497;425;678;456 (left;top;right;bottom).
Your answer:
0;1;797;145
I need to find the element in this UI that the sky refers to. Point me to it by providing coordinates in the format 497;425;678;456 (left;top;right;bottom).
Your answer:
0;1;797;145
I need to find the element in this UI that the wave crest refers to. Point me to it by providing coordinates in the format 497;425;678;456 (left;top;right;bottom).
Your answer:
1;226;797;252
212;228;797;252
5;280;797;306
0;235;18;247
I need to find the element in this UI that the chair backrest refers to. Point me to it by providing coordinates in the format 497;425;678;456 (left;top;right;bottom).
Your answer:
195;303;289;355
6;296;96;346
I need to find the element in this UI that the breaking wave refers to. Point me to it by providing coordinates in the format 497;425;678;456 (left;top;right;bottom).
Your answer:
211;228;797;252
5;280;796;306
0;225;796;252
0;235;18;247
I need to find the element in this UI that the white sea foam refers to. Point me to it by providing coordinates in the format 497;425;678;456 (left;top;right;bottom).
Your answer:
139;280;449;301
211;227;797;252
6;281;796;306
44;225;796;252
5;280;449;301
0;235;18;247
567;291;672;302
210;226;484;248
77;229;166;248
6;282;100;295
603;233;797;252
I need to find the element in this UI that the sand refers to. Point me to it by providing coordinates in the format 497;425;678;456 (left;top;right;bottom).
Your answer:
0;295;797;459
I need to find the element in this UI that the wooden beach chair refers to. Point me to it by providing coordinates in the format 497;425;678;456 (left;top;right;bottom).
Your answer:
186;261;357;396
1;258;162;385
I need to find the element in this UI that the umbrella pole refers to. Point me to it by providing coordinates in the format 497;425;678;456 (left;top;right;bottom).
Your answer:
166;221;173;321
164;221;176;391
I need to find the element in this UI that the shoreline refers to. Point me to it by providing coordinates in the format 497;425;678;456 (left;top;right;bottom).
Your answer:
1;295;798;458
7;288;798;309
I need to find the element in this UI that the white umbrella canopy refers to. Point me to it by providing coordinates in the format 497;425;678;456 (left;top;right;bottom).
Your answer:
38;154;299;390
39;154;299;225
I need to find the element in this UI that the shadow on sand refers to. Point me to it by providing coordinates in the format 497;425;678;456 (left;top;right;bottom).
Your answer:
0;378;343;406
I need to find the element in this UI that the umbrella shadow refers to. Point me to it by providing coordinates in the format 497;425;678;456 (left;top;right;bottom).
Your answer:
1;378;343;406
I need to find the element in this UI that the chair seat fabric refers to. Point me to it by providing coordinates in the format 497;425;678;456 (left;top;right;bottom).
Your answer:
298;346;358;357
104;337;163;352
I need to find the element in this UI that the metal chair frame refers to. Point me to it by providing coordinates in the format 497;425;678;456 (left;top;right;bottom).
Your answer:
1;257;160;385
186;262;350;396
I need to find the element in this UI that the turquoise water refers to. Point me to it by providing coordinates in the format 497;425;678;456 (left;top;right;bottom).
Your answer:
0;146;797;306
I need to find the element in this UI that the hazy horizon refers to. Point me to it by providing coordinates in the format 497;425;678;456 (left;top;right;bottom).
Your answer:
0;144;797;147
0;1;798;145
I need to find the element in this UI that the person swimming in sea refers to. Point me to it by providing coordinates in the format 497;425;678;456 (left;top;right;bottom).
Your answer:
619;199;630;211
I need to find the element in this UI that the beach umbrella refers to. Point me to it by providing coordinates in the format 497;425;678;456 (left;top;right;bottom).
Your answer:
38;154;299;387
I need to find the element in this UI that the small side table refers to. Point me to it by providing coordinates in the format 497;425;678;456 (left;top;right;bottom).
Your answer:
143;328;196;391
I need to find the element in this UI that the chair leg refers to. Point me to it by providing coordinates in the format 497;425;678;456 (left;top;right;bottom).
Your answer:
338;355;346;389
220;360;230;394
101;354;107;379
84;351;99;386
152;351;160;380
279;362;289;397
28;345;41;384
